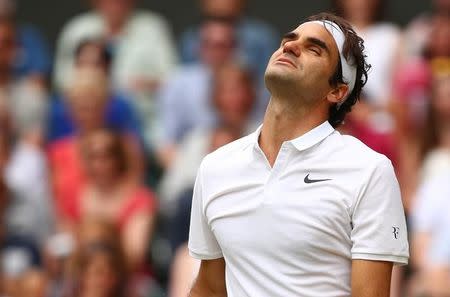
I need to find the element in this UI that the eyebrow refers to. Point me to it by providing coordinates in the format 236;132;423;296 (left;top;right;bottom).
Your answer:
305;37;330;55
281;31;298;42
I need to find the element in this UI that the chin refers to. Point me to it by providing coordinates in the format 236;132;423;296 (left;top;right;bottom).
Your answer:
264;66;297;94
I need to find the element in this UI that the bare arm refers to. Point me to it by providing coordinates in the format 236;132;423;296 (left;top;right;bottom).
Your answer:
189;258;227;297
352;260;393;297
122;212;154;271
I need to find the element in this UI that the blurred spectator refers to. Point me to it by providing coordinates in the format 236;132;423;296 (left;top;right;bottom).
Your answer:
159;63;258;211
0;17;48;137
66;129;156;272
75;241;126;297
334;0;401;105
0;17;52;249
418;73;450;182
48;38;142;143
402;0;450;60
47;67;144;227
157;17;238;168
165;122;244;297
53;0;177;150
0;0;51;82
179;0;278;80
334;0;401;165
411;170;450;296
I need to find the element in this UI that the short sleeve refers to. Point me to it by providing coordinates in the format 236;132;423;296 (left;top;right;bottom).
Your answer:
351;158;409;265
188;160;223;260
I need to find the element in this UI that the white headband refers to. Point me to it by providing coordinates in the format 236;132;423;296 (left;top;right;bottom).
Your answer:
309;20;357;106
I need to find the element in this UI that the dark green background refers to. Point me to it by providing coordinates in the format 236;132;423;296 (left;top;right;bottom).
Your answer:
16;0;432;51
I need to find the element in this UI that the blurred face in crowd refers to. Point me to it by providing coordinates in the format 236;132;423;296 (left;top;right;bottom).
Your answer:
93;0;135;26
0;21;16;74
82;131;126;188
81;250;120;297
214;65;255;128
337;0;381;24
201;0;246;18
200;20;236;69
427;15;450;58
67;68;109;132
264;22;341;106
75;41;110;72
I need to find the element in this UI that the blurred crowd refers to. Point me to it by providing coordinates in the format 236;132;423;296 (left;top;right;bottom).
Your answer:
0;0;448;296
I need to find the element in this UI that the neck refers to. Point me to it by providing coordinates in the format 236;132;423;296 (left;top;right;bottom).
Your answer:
259;96;328;166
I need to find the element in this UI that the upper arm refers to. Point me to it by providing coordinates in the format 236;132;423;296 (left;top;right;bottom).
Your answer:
352;259;393;297
190;258;226;296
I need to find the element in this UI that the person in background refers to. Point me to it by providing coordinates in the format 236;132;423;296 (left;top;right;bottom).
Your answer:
53;0;177;150
180;0;278;80
0;17;47;136
401;0;450;60
67;129;157;272
410;170;450;296
47;38;142;144
333;0;401;169
75;241;126;297
158;63;258;212
157;17;254;168
395;16;450;209
0;0;51;83
47;67;144;228
0;17;53;250
167;125;242;297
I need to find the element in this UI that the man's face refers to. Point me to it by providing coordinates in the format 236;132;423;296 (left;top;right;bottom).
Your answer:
264;22;340;104
200;21;235;68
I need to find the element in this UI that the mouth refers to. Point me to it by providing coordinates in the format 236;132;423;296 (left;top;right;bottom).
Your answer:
275;57;297;68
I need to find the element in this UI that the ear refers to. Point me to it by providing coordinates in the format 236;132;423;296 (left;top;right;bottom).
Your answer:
326;83;349;104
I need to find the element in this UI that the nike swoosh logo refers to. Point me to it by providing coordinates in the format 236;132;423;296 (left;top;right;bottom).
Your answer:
304;174;332;184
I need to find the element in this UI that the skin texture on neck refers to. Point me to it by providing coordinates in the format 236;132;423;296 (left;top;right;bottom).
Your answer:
259;95;329;167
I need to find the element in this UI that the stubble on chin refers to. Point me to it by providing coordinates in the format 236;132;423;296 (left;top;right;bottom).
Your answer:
264;65;299;98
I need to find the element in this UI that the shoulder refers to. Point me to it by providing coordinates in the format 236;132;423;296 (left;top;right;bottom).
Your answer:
326;132;395;180
60;12;100;35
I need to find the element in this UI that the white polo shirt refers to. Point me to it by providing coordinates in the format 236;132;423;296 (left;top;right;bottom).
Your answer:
188;121;409;297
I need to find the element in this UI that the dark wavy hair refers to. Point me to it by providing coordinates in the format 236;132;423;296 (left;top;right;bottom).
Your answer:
305;13;371;128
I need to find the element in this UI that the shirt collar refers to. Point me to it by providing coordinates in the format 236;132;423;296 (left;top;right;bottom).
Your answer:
250;121;335;152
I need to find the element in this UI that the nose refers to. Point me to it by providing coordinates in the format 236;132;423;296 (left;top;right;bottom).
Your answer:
282;40;300;57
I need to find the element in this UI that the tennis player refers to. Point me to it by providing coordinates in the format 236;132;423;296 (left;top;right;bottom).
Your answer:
188;12;409;297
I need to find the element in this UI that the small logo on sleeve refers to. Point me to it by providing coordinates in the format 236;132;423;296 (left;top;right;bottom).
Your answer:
392;227;400;239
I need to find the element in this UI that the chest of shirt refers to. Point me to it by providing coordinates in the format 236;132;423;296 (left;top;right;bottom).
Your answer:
203;150;362;257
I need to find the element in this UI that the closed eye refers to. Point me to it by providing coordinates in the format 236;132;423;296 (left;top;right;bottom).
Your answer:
308;47;321;55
